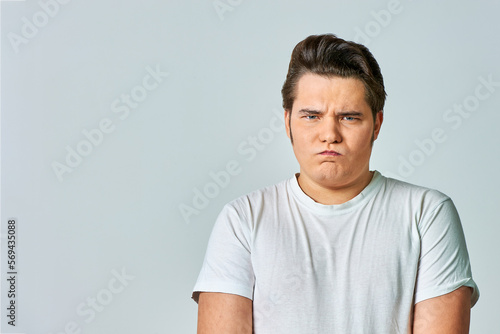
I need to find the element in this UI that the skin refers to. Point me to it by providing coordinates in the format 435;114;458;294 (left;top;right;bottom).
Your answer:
411;286;472;333
285;73;382;205
197;73;472;333
197;292;252;334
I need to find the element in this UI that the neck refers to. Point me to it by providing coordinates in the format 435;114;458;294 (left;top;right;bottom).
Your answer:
297;170;374;205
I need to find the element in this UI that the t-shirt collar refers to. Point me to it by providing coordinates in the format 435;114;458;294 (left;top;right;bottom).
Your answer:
288;170;383;215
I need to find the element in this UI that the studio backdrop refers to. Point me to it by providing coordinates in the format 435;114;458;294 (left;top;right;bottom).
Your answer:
1;0;498;333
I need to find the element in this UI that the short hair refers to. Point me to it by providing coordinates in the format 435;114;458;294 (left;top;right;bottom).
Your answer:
281;34;386;119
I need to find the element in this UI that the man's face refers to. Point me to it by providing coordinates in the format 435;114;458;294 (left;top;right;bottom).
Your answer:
285;73;383;191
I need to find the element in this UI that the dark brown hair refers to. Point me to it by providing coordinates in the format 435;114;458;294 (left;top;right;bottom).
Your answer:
281;34;386;119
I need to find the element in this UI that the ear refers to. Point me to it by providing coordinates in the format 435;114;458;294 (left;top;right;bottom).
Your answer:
373;111;383;141
284;109;291;140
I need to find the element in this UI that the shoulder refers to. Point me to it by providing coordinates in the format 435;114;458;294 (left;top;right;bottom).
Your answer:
220;177;291;222
226;177;291;209
376;173;456;223
380;173;451;205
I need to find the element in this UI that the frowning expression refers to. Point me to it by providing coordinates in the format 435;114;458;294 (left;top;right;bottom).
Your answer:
285;73;383;190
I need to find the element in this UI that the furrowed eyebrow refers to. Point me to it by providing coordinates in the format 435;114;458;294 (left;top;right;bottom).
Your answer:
298;108;323;115
297;109;365;117
336;111;364;117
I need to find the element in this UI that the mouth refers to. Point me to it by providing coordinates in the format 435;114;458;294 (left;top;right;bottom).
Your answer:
319;150;341;156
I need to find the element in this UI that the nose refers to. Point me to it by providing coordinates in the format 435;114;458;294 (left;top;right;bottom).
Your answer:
319;117;342;143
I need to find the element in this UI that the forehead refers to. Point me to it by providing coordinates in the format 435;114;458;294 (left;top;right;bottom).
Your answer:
294;73;369;111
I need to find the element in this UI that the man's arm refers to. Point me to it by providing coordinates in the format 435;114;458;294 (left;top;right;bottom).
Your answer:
412;286;472;334
197;292;253;334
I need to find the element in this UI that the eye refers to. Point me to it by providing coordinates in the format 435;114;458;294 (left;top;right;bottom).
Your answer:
342;116;357;121
305;115;318;120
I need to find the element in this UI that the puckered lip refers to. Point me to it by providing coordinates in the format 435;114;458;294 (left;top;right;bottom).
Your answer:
319;150;341;156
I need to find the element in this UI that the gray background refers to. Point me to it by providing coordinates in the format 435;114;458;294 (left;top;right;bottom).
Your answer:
1;0;498;333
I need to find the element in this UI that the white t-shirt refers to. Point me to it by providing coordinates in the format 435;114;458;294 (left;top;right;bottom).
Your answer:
192;171;479;333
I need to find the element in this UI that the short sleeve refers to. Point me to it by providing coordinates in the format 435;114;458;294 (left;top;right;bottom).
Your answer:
414;198;479;306
191;202;255;303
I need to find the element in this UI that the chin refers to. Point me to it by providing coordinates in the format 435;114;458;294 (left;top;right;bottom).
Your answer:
313;167;352;185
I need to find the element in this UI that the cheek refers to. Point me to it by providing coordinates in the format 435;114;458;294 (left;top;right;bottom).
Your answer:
347;129;374;151
295;131;315;150
291;123;306;140
292;134;314;161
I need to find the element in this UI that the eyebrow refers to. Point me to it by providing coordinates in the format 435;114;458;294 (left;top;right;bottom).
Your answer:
336;111;364;117
297;109;365;117
297;108;322;115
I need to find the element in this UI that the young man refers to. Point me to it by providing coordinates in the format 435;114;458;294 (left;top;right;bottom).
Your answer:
192;34;479;333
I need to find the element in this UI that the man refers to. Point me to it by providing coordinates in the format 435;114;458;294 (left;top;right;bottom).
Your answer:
192;34;479;333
